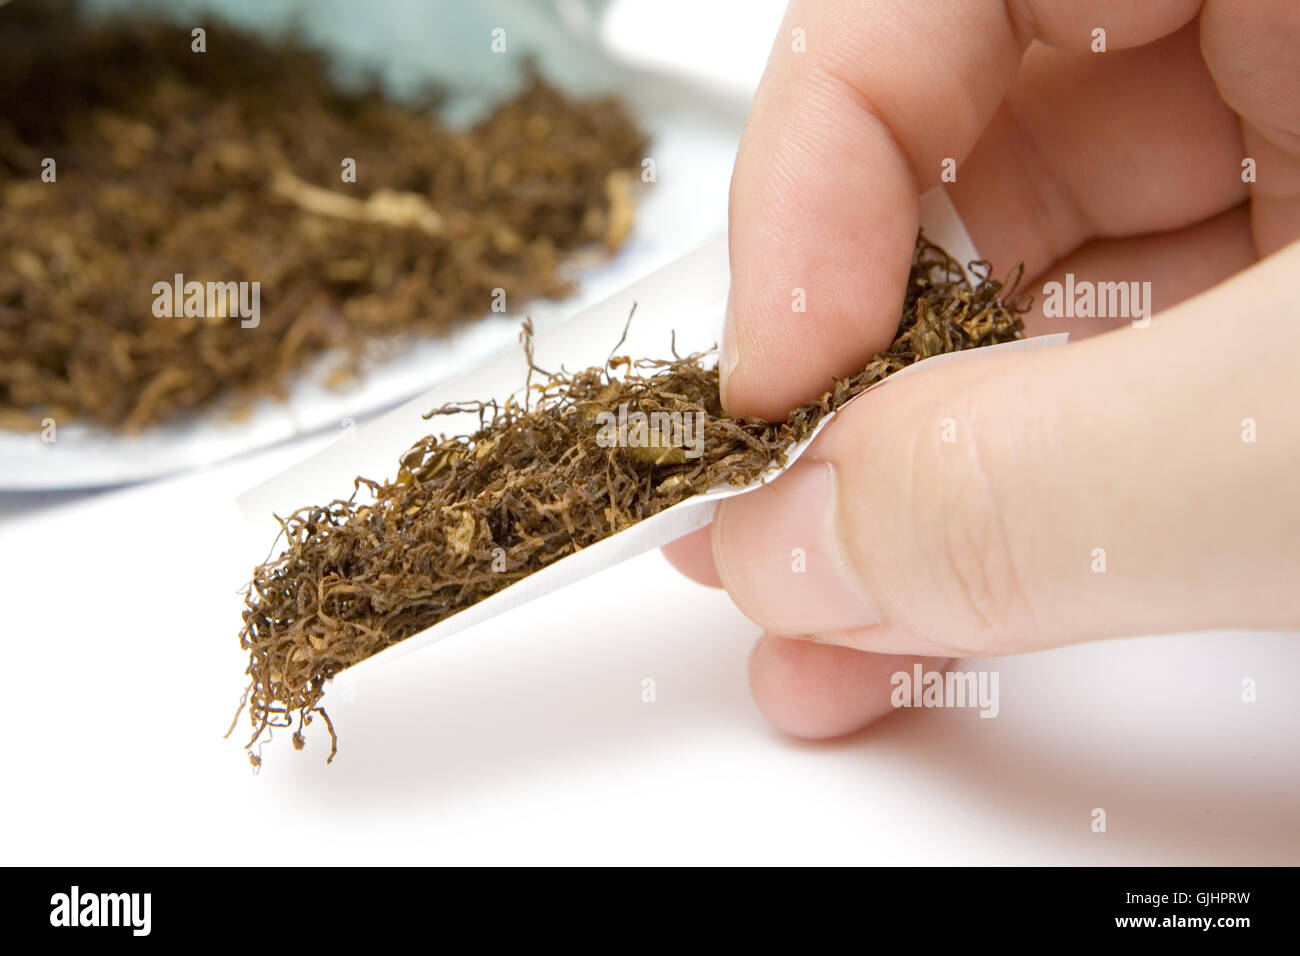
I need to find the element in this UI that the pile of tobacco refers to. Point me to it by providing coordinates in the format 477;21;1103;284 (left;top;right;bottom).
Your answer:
0;0;646;431
233;235;1028;763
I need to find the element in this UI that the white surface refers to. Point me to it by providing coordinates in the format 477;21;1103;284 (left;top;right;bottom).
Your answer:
0;449;1297;864
601;0;787;105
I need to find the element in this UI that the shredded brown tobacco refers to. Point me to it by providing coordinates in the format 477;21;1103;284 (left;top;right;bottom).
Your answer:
0;1;645;431
233;235;1028;764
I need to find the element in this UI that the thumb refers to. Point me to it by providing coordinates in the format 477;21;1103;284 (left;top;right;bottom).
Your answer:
710;242;1300;658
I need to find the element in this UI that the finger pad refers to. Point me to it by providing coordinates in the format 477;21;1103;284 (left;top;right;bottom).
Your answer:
660;524;722;588
748;635;920;739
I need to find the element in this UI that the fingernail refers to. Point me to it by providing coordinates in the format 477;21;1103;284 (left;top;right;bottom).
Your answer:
719;293;739;409
713;460;882;634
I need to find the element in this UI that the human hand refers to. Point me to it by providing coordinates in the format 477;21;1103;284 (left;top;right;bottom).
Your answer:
665;0;1300;737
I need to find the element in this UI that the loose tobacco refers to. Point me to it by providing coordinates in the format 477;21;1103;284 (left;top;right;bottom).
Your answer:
233;235;1028;764
0;0;645;431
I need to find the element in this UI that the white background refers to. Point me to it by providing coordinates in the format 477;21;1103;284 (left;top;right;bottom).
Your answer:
1;0;1296;865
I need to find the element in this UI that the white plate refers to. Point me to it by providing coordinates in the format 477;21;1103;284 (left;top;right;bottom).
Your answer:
1;0;747;489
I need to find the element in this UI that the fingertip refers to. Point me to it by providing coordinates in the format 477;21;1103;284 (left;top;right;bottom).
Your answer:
748;634;941;739
725;42;918;420
660;524;722;588
718;293;739;413
712;460;881;635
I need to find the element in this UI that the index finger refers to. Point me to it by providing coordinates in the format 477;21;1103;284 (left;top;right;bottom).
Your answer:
722;0;1202;419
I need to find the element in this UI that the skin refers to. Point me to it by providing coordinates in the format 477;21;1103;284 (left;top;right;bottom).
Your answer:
663;0;1300;738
